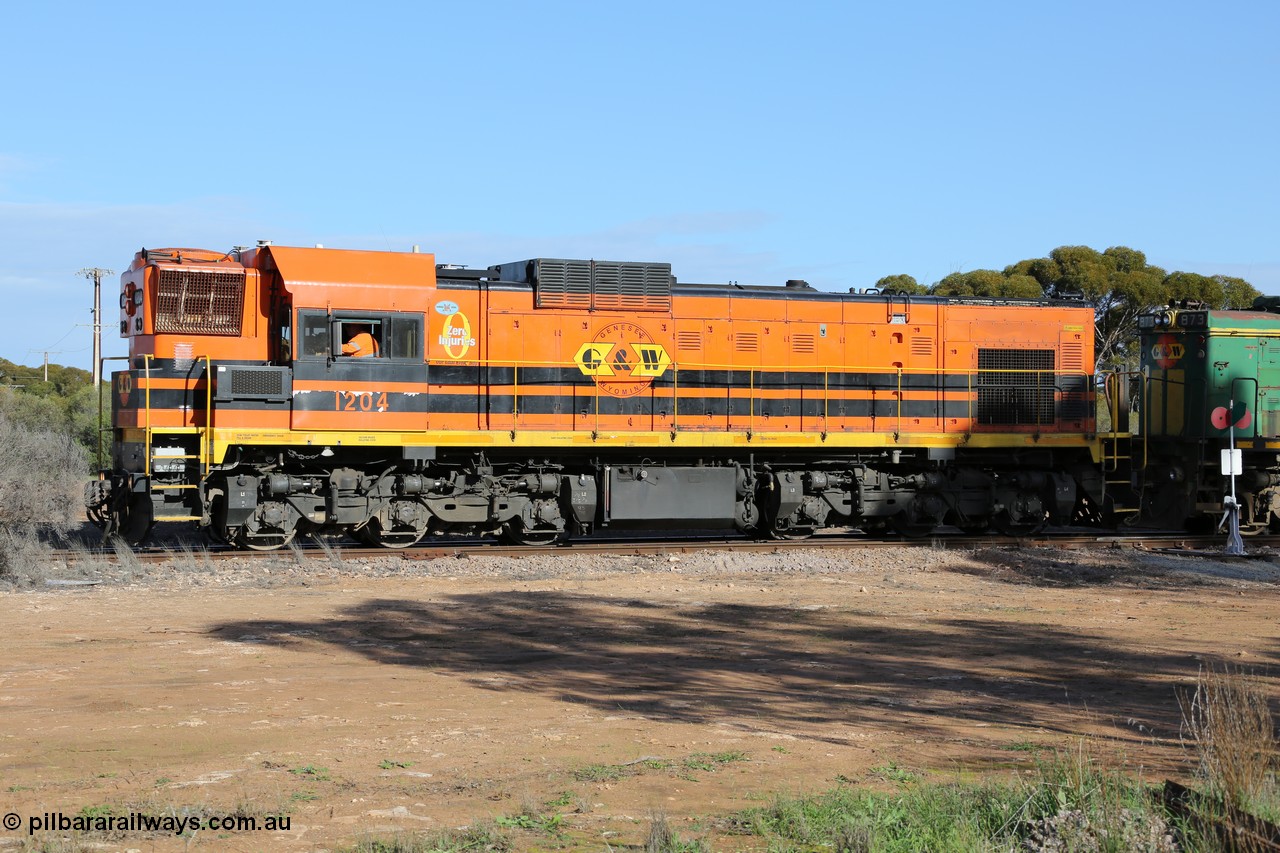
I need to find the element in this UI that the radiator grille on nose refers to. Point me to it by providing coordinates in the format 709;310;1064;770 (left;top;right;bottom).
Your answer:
976;348;1056;425
154;269;246;335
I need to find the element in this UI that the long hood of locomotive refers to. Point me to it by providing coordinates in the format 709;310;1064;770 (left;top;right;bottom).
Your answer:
112;246;1096;463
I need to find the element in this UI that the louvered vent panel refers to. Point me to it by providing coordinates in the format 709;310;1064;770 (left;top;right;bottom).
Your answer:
792;334;816;354
736;332;759;353
531;258;671;311
910;337;934;357
676;331;701;351
154;269;245;336
590;262;622;311
1060;342;1084;372
534;259;592;309
591;261;672;312
1059;393;1090;420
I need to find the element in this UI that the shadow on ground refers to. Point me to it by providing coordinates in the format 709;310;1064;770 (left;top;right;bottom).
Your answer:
208;579;1268;748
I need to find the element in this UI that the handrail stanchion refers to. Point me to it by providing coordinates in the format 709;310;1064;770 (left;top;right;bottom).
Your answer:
672;364;679;434
824;369;829;438
896;367;903;438
202;355;212;477
96;356;130;474
144;354;153;481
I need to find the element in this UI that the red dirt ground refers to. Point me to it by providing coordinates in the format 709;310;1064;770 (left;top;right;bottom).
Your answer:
1;544;1278;851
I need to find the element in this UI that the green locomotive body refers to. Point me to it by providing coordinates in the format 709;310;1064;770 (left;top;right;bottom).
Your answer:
1138;301;1280;529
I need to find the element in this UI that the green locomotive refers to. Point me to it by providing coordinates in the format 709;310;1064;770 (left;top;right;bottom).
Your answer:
1134;298;1280;531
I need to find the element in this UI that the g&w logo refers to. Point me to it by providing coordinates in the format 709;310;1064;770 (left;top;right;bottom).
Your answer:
574;323;671;398
1151;333;1184;369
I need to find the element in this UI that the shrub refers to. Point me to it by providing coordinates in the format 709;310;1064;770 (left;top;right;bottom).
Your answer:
1180;665;1278;813
0;412;88;580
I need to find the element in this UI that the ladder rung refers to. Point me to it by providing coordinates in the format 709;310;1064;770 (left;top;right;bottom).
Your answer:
150;484;199;490
155;515;203;521
151;454;202;460
1110;508;1141;514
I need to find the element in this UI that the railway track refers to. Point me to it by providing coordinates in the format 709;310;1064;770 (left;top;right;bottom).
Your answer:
55;528;1278;565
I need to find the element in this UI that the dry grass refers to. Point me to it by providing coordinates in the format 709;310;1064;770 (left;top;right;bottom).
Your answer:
1180;665;1277;812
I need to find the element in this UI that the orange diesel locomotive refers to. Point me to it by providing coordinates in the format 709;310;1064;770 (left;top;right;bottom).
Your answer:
87;244;1098;549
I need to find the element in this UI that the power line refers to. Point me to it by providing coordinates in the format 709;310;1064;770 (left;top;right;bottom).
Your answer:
35;324;82;351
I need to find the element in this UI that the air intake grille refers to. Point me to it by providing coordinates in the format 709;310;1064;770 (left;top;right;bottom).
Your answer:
792;334;816;354
592;261;672;311
154;269;245;336
532;259;592;309
676;331;701;351
214;365;291;402
735;332;759;353
532;259;671;311
230;369;283;396
977;348;1055;425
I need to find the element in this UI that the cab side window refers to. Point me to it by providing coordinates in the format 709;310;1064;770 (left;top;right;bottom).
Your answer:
295;311;419;360
300;312;330;358
339;319;382;358
387;315;422;360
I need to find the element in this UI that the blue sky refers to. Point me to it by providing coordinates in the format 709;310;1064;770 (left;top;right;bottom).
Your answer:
2;0;1277;368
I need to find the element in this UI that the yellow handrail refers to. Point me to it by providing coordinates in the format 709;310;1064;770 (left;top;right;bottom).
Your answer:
407;355;1096;438
896;367;903;438
672;365;679;433
823;370;829;437
144;354;153;480
96;355;131;472
201;354;212;476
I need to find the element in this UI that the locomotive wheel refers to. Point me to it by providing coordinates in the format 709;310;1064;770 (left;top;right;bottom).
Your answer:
203;489;238;545
499;523;564;546
891;519;939;538
364;518;428;549
992;510;1046;537
349;524;376;546
236;525;297;551
118;493;154;547
766;525;815;541
956;520;990;535
85;481;111;531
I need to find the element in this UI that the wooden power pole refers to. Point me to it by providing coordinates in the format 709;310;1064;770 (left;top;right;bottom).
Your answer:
79;267;114;387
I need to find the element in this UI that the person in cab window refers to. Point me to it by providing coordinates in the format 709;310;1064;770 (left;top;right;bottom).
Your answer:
342;324;380;358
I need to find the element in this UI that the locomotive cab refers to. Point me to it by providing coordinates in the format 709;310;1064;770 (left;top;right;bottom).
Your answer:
91;245;440;546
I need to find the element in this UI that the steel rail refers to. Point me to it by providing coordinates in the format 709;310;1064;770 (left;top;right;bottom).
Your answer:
54;530;1280;566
